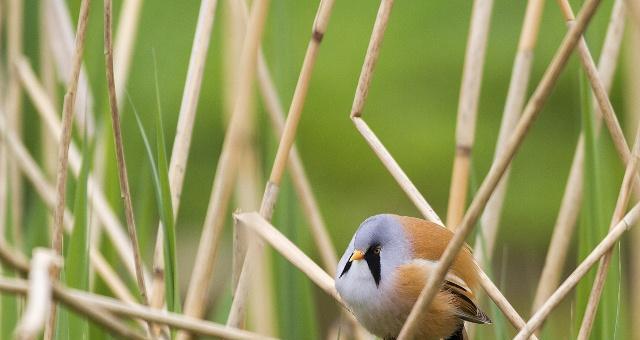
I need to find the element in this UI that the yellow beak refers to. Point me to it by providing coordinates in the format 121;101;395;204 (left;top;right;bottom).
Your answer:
349;249;365;262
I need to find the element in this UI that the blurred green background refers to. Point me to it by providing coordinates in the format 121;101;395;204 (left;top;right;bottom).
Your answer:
15;0;638;338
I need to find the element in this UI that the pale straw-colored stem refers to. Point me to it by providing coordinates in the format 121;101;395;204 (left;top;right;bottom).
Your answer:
114;0;144;107
475;0;545;264
532;0;626;312
44;0;95;135
181;0;270;324
577;124;640;339
15;249;62;340
557;0;630;165
0;111;142;310
104;0;150;308
15;56;151;296
515;201;640;340
235;212;343;305
47;0;91;337
626;21;640;340
228;0;340;326
397;0;602;338
446;0;494;229
150;0;219;323
256;55;338;274
7;0;24;247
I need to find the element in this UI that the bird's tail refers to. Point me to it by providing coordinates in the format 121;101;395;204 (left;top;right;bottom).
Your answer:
445;324;468;340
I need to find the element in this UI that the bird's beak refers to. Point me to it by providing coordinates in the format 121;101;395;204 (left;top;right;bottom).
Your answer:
349;249;365;262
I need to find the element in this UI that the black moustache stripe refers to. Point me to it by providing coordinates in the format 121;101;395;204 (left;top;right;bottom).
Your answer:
365;246;381;286
339;257;353;278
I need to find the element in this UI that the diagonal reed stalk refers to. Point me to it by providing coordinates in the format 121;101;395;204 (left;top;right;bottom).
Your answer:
114;0;145;108
515;200;640;339
104;0;150;310
446;0;494;230
0;244;146;339
577;121;640;339
397;0;603;338
346;0;538;336
226;0;339;328
15;58;152;287
532;0;626;312
475;0;545;265
151;0;219;322
47;0;91;337
180;0;271;328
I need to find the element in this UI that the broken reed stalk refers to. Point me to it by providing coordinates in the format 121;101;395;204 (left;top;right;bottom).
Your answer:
397;0;602;338
346;0;536;335
181;0;270;325
150;0;219;320
7;0;24;247
532;0;626;312
0;245;146;340
227;0;338;327
577;124;640;339
515;201;640;339
15;57;151;295
47;0;91;337
446;0;494;230
15;249;62;340
475;0;545;264
349;0;442;225
104;0;150;307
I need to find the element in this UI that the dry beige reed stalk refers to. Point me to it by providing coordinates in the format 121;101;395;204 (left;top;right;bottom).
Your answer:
150;0;219;322
515;201;640;339
15;249;62;340
475;0;545;265
227;0;339;327
181;0;270;325
234;212;343;305
114;0;144;107
0;112;144;310
15;58;151;289
0;248;146;340
104;0;150;309
532;0;626;312
446;0;494;230
397;0;603;338
46;0;91;337
7;0;24;247
44;0;95;135
346;0;536;335
577;124;640;339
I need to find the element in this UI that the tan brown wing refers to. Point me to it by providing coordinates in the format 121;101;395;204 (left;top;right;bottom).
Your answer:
443;280;492;324
396;215;479;289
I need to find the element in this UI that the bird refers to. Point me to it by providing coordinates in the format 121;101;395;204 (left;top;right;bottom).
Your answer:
335;214;491;340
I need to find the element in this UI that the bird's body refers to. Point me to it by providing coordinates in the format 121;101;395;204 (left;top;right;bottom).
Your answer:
335;214;491;340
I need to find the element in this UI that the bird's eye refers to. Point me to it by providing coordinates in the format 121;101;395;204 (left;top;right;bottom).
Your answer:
373;245;381;255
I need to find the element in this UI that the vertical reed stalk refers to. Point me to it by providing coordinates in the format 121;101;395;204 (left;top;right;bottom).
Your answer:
46;0;91;337
446;0;494;229
227;0;339;327
7;0;23;248
114;0;144;107
181;0;270;328
397;0;602;338
475;0;545;264
150;0;219;325
104;0;149;308
532;0;626;312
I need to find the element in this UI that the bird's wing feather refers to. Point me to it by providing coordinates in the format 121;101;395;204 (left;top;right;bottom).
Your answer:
443;280;492;324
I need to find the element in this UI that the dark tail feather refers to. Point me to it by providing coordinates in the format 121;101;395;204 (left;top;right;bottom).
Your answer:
445;324;467;340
